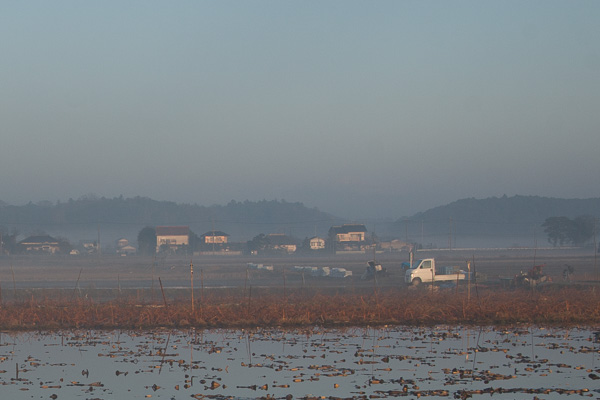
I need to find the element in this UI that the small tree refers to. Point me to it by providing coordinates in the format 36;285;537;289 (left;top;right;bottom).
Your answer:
542;215;596;247
189;230;200;252
137;226;156;255
298;237;311;253
0;228;20;255
247;233;270;254
56;237;73;255
542;217;572;246
571;215;595;246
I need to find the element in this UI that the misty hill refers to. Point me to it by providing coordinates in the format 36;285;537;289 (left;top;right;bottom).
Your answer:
393;195;600;248
0;196;344;247
2;195;599;250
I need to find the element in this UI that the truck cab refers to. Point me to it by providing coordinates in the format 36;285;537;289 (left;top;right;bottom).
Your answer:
404;258;435;286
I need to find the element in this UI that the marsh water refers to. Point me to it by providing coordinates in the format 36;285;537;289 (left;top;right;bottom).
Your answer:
0;326;598;399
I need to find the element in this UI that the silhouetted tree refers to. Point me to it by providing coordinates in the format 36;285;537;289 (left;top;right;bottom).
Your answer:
189;230;200;252
298;237;311;253
247;233;270;254
543;217;574;246
542;215;595;246
56;237;73;255
137;226;156;255
0;228;20;255
571;215;596;246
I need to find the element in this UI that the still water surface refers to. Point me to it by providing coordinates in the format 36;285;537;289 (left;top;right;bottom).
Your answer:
0;326;598;399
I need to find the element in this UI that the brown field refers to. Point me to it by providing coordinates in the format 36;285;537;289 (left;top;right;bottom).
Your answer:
0;247;598;330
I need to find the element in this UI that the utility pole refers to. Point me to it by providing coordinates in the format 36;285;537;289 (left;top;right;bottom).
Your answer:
190;258;194;313
467;261;471;302
448;217;453;250
594;218;598;282
97;223;101;256
533;227;538;267
211;218;215;255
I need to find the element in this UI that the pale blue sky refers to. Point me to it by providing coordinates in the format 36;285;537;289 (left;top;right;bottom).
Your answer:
1;1;599;219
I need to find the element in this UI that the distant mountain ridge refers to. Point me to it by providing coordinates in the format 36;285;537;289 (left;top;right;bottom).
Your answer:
409;195;600;223
395;195;600;247
0;196;343;244
1;195;598;248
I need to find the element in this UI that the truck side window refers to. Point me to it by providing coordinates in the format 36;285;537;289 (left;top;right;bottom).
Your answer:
422;260;431;269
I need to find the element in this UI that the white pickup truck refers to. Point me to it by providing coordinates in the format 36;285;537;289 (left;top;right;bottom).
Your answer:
404;258;468;286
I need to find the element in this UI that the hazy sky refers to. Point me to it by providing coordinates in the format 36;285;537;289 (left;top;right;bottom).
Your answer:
1;1;599;219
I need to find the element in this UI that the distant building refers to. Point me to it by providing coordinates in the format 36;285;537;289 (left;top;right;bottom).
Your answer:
309;236;326;250
156;226;189;253
116;238;129;248
267;233;297;253
379;239;412;252
200;231;230;244
117;245;136;255
80;240;98;254
116;238;136;255
328;224;368;251
329;224;367;242
19;235;61;254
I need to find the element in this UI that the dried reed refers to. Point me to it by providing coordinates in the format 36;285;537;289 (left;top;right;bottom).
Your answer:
0;286;597;331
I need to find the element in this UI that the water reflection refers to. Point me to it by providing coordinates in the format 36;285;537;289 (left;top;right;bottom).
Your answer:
0;326;598;399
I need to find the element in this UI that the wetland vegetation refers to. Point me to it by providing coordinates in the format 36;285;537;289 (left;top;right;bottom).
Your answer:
0;285;598;330
0;248;599;330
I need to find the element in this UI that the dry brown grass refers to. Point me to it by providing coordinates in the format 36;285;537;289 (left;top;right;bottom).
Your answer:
0;285;598;330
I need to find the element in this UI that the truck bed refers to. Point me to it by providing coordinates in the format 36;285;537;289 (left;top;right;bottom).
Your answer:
430;271;467;281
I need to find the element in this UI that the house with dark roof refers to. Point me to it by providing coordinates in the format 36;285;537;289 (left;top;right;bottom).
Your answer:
156;226;189;253
19;235;61;254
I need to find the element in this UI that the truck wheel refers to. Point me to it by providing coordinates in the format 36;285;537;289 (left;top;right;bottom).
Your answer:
412;277;422;286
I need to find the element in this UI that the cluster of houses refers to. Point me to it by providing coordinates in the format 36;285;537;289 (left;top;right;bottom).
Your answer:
155;223;410;255
16;235;63;255
5;223;411;256
5;235;137;256
155;224;375;255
